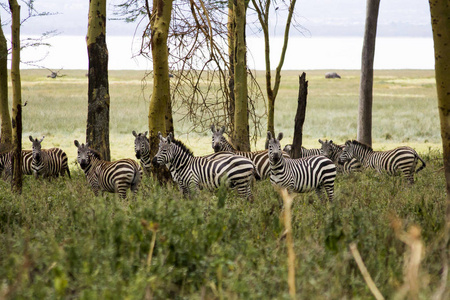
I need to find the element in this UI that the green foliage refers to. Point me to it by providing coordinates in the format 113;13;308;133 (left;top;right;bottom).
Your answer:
0;152;446;299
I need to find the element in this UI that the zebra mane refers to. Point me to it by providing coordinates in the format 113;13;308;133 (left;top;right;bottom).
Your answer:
171;138;194;156
349;140;373;151
88;148;103;160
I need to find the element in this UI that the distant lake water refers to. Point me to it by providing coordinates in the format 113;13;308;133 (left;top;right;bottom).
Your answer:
19;35;434;71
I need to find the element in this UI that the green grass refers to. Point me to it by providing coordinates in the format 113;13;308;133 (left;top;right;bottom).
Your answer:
0;69;447;299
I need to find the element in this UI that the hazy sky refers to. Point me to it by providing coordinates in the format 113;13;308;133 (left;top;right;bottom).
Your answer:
1;0;432;37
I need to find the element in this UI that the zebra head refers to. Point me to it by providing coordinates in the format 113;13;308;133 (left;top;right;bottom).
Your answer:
211;125;226;152
152;132;174;166
74;140;93;169
338;140;354;165
132;130;149;160
319;139;339;159
29;135;45;161
267;131;284;163
283;144;292;156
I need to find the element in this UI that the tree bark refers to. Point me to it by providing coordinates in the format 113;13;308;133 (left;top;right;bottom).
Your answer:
429;2;450;299
357;0;380;147
0;16;12;149
86;0;110;161
232;0;250;151
291;72;307;159
148;0;174;182
227;1;236;139
9;0;22;193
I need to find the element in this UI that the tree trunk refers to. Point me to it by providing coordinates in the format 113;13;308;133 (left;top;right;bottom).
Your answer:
291;72;308;159
227;1;236;139
0;16;12;149
232;0;250;151
86;0;110;161
9;0;22;194
429;2;450;299
252;0;297;149
357;0;380;147
148;0;174;182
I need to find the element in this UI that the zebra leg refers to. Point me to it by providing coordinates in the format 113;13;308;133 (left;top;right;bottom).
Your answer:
315;187;326;202
324;185;334;202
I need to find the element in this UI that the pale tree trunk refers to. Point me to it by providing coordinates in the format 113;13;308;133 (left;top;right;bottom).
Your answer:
251;0;297;148
429;2;450;299
9;0;22;193
357;0;380;147
0;16;12;149
148;0;174;182
232;0;250;151
86;0;110;161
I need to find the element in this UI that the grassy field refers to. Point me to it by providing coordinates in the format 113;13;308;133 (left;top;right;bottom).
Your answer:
0;69;448;299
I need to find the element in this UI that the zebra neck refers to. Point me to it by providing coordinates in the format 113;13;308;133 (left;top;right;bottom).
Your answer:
140;150;152;167
83;156;102;176
269;156;286;172
221;137;237;152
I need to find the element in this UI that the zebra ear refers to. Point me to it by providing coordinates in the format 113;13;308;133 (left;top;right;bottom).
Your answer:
167;132;173;143
144;131;148;137
29;136;34;142
345;140;350;146
132;130;137;137
318;139;324;144
267;131;273;141
220;126;225;134
211;124;215;132
74;140;80;148
85;142;89;148
277;132;283;141
329;140;333;144
157;131;162;140
39;136;45;143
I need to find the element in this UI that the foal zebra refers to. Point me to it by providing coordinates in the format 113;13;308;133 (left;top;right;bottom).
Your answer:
267;132;337;202
0;150;33;181
211;125;288;179
338;140;426;184
132;130;151;174
74;140;142;199
29;136;71;179
318;139;362;174
282;144;322;158
153;132;258;200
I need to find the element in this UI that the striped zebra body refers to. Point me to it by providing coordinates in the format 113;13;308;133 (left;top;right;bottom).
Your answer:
318;139;362;174
283;144;322;158
268;132;336;202
29;136;71;179
153;132;258;200
211;125;286;179
0;150;33;181
132;130;152;174
338;140;426;184
74;140;142;199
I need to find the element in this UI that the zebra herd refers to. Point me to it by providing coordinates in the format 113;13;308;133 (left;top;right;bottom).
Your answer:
0;128;427;201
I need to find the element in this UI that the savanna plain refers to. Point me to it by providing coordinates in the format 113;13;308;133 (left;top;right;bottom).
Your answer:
0;69;447;299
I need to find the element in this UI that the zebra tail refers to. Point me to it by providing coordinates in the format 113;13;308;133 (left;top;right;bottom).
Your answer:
415;154;426;174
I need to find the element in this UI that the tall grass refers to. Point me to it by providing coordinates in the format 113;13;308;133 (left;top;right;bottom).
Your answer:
0;69;447;299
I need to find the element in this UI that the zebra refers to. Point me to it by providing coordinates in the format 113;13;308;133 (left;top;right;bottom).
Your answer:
267;131;337;202
29;136;71;179
74;140;142;199
282;144;322;158
132;130;151;174
211;125;288;179
0;150;33;181
318;139;362;174
338;140;426;184
153;132;259;200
